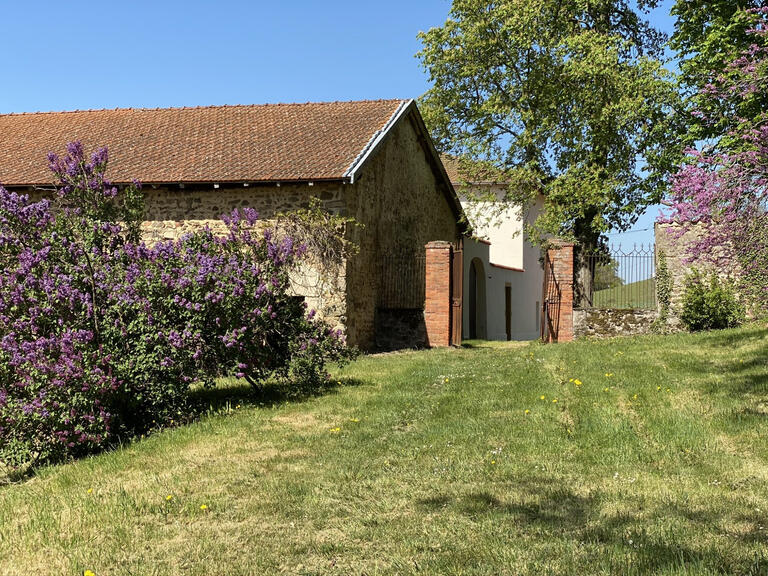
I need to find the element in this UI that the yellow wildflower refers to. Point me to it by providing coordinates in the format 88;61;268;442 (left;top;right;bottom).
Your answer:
84;571;96;576
200;504;208;511
524;409;531;415
574;379;582;386
349;417;360;423
166;495;173;502
540;395;546;400
633;394;638;400
329;427;341;433
552;398;558;403
87;488;93;495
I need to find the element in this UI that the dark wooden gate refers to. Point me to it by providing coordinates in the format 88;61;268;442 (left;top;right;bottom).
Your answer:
450;246;463;346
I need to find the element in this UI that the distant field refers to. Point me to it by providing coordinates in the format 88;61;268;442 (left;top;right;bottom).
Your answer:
593;277;656;309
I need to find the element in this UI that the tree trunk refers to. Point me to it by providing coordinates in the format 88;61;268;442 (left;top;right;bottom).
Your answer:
574;247;595;308
573;213;600;308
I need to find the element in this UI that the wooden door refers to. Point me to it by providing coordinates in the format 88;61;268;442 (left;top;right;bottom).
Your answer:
505;285;512;341
450;247;463;346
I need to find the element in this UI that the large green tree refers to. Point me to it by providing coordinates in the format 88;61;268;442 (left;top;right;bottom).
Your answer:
418;0;679;304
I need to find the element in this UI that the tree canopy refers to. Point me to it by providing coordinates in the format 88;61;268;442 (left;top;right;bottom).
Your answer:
670;1;768;151
418;0;679;249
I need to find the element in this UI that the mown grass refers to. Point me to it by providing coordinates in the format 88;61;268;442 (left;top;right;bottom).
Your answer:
1;325;768;575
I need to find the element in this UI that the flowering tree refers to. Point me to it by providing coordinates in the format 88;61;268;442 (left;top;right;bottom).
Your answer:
662;8;768;313
0;143;351;472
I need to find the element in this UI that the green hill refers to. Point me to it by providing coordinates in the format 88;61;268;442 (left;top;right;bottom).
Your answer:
593;277;656;309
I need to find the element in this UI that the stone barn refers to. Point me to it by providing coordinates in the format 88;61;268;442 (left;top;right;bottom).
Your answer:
0;99;465;350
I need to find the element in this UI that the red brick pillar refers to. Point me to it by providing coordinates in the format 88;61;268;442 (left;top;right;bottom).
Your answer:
425;241;452;347
545;243;574;342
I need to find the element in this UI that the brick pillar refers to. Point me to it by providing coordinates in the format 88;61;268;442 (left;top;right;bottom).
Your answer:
425;241;452;347
545;243;574;342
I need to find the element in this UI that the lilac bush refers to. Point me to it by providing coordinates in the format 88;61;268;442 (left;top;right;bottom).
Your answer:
662;8;768;315
0;143;351;471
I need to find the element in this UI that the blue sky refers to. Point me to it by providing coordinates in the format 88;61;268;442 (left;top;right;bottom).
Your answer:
2;0;676;248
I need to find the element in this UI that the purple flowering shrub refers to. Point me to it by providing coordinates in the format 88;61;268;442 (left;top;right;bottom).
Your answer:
0;143;351;471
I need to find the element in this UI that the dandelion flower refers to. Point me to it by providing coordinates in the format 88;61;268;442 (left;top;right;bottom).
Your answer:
524;409;531;415
656;386;661;391
540;395;546;400
166;495;173;502
633;394;638;400
329;427;341;433
349;418;360;423
200;504;208;511
604;387;610;392
491;460;496;465
84;571;96;576
87;488;93;495
574;379;582;386
552;398;558;403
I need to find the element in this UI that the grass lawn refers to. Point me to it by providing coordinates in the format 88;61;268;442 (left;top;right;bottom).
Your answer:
593;277;656;309
2;325;768;575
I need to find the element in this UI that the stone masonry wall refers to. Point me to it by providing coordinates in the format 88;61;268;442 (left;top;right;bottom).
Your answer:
141;183;348;332
655;222;740;322
574;308;658;339
344;113;461;349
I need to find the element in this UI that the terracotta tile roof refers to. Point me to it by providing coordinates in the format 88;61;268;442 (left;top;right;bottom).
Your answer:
0;100;408;186
440;154;508;186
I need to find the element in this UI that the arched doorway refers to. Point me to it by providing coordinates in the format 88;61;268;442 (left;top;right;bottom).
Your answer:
468;257;487;339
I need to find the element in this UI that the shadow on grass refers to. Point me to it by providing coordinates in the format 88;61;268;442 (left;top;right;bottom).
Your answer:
0;375;367;486
662;323;768;398
188;375;367;414
417;475;768;574
461;340;532;350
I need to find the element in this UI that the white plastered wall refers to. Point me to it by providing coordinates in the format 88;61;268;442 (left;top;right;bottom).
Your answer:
461;188;544;341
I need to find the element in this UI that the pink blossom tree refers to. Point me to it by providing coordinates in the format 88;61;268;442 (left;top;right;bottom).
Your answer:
662;8;768;312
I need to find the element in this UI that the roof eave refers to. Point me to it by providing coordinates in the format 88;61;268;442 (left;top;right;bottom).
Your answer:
343;100;412;184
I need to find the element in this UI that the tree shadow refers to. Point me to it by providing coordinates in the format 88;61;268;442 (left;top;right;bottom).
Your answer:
416;473;768;574
188;375;367;414
666;324;768;398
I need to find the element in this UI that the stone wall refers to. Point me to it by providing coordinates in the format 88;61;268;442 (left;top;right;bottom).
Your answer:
344;112;461;349
655;222;740;320
374;309;427;351
574;308;658;339
142;183;345;241
141;183;348;332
